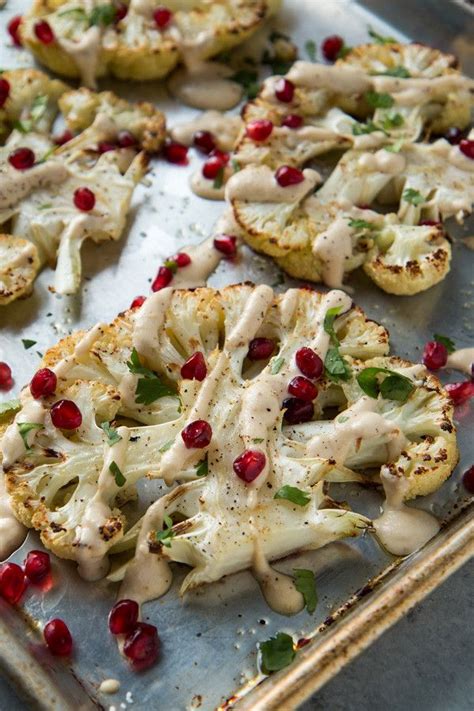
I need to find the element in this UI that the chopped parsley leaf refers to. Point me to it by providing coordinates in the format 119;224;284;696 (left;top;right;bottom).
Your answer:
21;339;37;350
365;90;394;109
294;568;318;614
155;514;175;548
433;334;456;354
357;366;414;402
274;485;311;506
259;632;296;674
109;460;126;487
100;421;122;446
18;422;43;450
402;188;425;206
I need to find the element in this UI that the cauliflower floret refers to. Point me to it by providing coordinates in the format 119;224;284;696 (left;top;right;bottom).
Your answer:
3;285;395;586
59;88;166;153
0;235;40;305
20;0;280;87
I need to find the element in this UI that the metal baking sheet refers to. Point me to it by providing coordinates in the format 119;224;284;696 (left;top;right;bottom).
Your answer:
0;1;473;709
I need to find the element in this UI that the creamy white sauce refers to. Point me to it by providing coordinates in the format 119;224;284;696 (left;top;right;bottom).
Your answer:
170;111;242;152
1;398;46;469
261;62;372;99
0;161;68;211
58;25;102;90
54;322;106;379
358;149;406;174
252;537;304;616
168;62;243;111
0;475;27;561
190;169;226;200
311;217;353;289
446;347;474;375
373;74;474;108
226;165;320;204
373;471;440;556
99;679;120;694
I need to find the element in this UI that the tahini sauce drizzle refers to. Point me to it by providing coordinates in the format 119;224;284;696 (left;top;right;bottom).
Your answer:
446;347;474;375
226;165;320;204
170;111;243;152
57;26;102;90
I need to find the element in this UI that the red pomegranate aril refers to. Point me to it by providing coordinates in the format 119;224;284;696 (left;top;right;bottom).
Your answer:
53;129;73;146
154;6;173;28
422;341;448;370
288;375;318;402
151;266;173;291
44;619;73;656
74;187;96;212
246;119;273;141
193;130;216;154
247;338;275;361
131;295;146;309
117;130;137;148
274;78;295;103
50;399;82;430
163;140;188;165
181;352;207;381
233;449;266;483
281;113;303;129
108;599;139;635
459;139;474;160
275;165;304;187
210;149;230;164
30;368;57;399
115;3;128;21
34;20;55;45
283;397;314;425
213;234;237;256
24;550;50;584
174;252;191;267
123;622;159;671
0;362;13;390
202;155;225;180
445;381;474;406
0;78;10;108
444;127;463;145
462;465;474;494
0;563;27;604
295;347;323;379
7;16;22;47
322;34;344;62
8;147;35;171
97;140;116;154
181;420;212;449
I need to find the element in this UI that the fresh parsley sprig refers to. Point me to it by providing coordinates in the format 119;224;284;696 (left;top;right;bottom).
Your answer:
274;485;310;506
357;367;414;402
294;568;318;613
259;632;296;675
126;348;176;406
155;514;175;548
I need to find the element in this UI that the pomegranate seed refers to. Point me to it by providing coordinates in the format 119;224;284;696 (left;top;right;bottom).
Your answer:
151;266;173;291
193;130;216;154
210;149;230;164
44;619;73;656
181;352;207;381
7;16;22;47
247;338;275;361
0;362;13;390
281;114;303;129
213;234;237;256
123;622;159;671
154;6;173;28
108;599;139;635
131;295;146;309
163;140;188;165
246;119;273;141
8;147;35;170
274;78;295;103
181;420;212;449
115;3;128;21
30;368;57;399
233;449;266;483
444;127;463;145
34;20;55;45
422;341;448;370
295;347;323;379
74;187;96;212
0;78;10;108
50;399;82;430
275;165;305;187
283;397;314;424
462;465;474;494
97;140;116;154
24;550;50;584
288;375;318;401
322;35;344;62
0;563;27;604
459;139;474;160
445;381;474;406
53;129;73;146
202;155;225;180
117;130;137;148
174;252;191;267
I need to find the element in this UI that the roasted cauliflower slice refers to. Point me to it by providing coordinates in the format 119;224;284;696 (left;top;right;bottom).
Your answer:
0;235;40;305
59;87;166;153
20;0;280;87
2;284;390;585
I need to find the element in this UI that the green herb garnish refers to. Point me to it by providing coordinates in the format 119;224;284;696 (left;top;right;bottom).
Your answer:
348;218;374;230
231;69;260;99
378;65;411;78
21;339;36;350
195;457;208;477
109;460;126;487
213;166;225;190
365;90;394;109
357;367;414;402
155;514;175;548
100;421;122;446
381;112;404;130
127;348;176;406
325;347;351;381
274;485;311;507
434;334;456;354
18;422;43;450
384;139;404;153
323;306;341;346
159;439;174;453
89;4;117;27
259;633;296;675
402;188;425;206
163;259;178;274
14;95;49;133
368;26;397;44
352;119;386;136
0;399;21;416
270;356;285;374
305;40;317;62
294;568;318;614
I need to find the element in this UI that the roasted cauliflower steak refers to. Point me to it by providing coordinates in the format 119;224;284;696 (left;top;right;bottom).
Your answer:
0;284;457;596
20;0;281;87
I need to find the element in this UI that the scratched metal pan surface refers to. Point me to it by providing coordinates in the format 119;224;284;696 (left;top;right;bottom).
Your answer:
0;0;473;709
